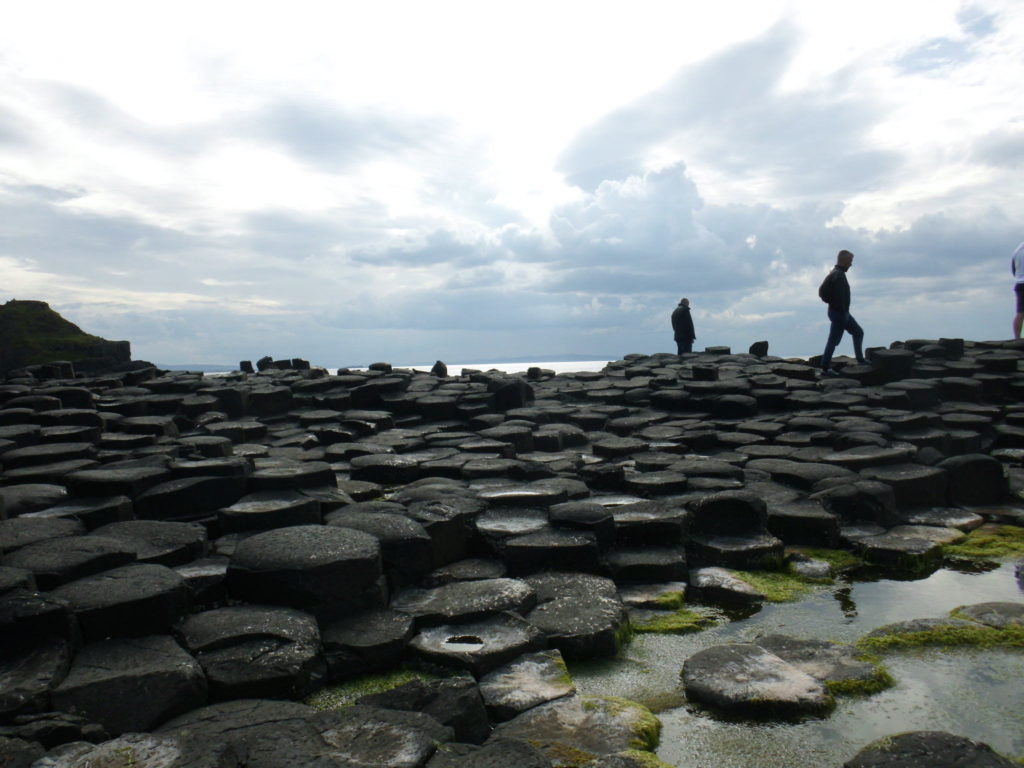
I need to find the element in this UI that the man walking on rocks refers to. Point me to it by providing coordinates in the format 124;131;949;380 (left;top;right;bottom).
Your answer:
818;249;866;376
1012;240;1024;339
672;298;696;354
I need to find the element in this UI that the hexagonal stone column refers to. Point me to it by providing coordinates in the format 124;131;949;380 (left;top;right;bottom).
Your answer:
51;635;207;736
227;525;384;620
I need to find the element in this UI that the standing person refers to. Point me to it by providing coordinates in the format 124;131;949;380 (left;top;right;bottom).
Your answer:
1012;240;1024;339
671;298;696;354
818;250;866;376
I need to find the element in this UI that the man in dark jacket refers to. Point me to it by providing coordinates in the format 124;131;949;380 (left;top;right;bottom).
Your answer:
819;249;865;376
671;298;696;354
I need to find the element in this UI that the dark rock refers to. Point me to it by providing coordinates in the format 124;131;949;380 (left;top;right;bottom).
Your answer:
425;738;552;768
0;711;108;750
524;572;626;659
409;612;546;675
0;517;84;553
860;464;949;509
50;563;190;642
611;500;689;546
226;524;383;619
811;480;900;527
0;484;68;517
21;495;133;530
176;605;325;701
690;490;767;536
844;731;1017;768
321;608;414;680
938;453;1008;505
478;649;575;721
1;536;137;590
687;567;765;604
954;601;1024;629
682;643;831;716
64;466;170;499
490;694;659;762
0;589;77;644
217;490;321;533
326;508;434;583
359;673;490;744
749;340;769;357
0;736;44;767
51;635;207;736
391;578;536;627
89;520;208;566
604;546;688;582
0;635;72;719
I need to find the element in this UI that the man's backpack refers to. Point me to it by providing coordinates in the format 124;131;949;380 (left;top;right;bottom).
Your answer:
818;272;834;304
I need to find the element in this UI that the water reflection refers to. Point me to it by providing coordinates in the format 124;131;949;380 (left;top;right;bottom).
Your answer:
569;562;1024;767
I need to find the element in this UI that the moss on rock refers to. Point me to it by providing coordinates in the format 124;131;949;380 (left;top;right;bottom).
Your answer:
582;696;661;751
303;668;440;711
632;608;717;635
732;569;813;602
943;524;1024;560
857;623;1024;652
788;546;863;572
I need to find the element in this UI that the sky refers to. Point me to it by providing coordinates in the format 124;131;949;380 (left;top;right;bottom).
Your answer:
1;1;1022;367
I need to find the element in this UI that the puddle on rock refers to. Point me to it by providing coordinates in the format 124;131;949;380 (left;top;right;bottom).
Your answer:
568;562;1024;767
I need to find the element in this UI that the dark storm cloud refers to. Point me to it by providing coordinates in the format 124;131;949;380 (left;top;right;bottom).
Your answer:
557;21;900;197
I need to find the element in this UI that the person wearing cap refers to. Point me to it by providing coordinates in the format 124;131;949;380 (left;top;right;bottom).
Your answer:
671;298;696;355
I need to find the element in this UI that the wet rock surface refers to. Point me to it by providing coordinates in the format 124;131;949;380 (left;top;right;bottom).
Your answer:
2;339;1023;763
844;730;1019;768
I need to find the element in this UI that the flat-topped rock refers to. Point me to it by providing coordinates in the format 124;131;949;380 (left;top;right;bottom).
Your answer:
227;524;383;618
2;535;138;590
51;635;206;736
177;604;324;701
682;642;832;716
478;649;575;721
844;731;1019;768
391;577;536;626
51;562;190;641
409;613;546;675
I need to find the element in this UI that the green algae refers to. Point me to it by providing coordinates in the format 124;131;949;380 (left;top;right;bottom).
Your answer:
304;668;440;710
650;590;687;610
613;749;676;768
530;740;597;767
582;695;662;750
857;624;1024;652
732;569;813;602
632;608;717;635
824;654;895;697
943;524;1024;560
788;547;863;572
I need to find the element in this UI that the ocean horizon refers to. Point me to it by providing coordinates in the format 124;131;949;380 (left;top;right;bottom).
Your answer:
184;359;614;377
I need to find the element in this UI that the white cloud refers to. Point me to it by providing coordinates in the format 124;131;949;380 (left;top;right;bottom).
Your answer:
1;1;1021;365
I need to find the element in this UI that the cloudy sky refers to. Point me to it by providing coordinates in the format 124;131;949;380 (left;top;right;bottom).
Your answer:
2;1;1022;367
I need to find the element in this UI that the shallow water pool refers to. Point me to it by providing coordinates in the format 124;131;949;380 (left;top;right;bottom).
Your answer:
568;562;1024;767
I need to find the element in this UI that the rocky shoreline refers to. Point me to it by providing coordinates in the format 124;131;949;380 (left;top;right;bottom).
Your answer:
2;339;1023;767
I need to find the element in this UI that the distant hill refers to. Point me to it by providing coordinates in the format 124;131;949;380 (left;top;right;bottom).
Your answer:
0;299;131;374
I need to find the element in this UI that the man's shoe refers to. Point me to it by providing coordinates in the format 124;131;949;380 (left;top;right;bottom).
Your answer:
821;368;840;377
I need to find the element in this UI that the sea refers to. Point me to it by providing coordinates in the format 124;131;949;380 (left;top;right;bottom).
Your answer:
163;360;615;377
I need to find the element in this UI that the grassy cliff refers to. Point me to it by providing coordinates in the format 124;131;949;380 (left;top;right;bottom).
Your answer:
0;299;129;373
